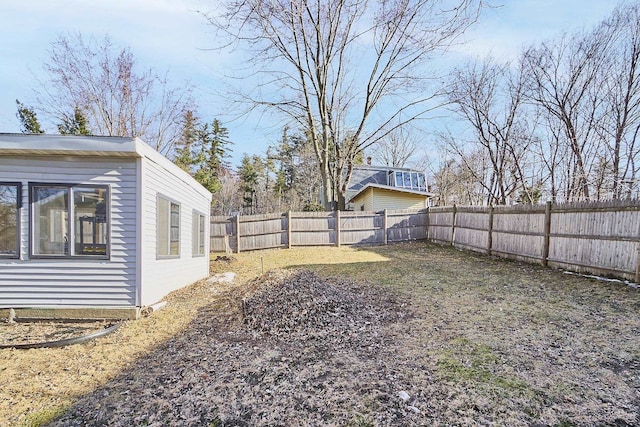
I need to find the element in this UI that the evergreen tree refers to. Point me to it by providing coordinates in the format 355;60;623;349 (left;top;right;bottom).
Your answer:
193;118;233;194
173;110;199;172
238;154;258;214
15;99;44;134
57;106;91;135
268;127;322;211
270;127;296;208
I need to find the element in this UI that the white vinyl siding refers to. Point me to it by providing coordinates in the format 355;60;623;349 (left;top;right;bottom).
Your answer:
0;157;137;308
140;154;210;306
0;135;211;313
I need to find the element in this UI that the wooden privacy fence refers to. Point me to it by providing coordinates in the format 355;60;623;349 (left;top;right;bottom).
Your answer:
210;209;428;253
211;200;640;282
429;200;640;282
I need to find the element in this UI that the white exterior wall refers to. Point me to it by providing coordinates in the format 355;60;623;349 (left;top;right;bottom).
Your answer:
139;151;211;307
0;135;212;315
0;156;138;308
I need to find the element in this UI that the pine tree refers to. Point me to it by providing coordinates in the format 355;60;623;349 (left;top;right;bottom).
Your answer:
193;118;233;194
58;106;91;135
270;127;296;208
173;110;199;172
237;154;268;214
268;127;322;211
16;99;44;134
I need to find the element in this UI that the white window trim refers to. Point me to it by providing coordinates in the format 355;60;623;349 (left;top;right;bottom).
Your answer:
192;210;206;257
29;183;110;259
0;182;21;259
157;194;181;259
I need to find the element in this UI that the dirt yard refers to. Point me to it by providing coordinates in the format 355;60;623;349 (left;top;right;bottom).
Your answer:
1;242;639;426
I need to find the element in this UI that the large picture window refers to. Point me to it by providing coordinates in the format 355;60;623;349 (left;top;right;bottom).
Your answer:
0;183;20;258
157;195;180;257
192;211;206;256
30;184;109;258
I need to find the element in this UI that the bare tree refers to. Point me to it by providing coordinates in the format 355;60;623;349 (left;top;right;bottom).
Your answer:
211;168;242;216
596;2;640;199
207;0;482;209
35;33;192;155
446;57;533;205
431;143;488;205
369;125;421;168
521;27;612;201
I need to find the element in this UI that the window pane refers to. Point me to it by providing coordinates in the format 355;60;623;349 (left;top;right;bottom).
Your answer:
192;212;205;256
170;202;180;256
403;172;411;188
157;197;169;256
33;186;68;255
199;214;205;255
411;172;419;190
0;184;19;257
394;171;402;187
418;173;426;191
192;212;198;255
74;187;107;256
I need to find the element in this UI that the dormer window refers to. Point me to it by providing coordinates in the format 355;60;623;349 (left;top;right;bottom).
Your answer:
388;170;426;191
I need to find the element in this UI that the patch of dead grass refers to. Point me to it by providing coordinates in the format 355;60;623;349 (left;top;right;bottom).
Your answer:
1;243;639;426
0;246;386;427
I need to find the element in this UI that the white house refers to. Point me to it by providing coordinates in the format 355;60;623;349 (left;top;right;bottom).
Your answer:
0;134;212;319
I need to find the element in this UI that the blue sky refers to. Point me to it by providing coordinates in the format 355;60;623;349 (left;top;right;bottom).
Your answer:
0;0;621;167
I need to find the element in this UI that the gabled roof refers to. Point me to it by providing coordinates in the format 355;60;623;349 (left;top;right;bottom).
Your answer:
348;183;434;203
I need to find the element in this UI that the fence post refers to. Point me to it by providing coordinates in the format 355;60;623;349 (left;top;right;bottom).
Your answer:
451;204;457;246
336;210;341;247
635;243;640;284
287;210;292;249
543;201;552;266
487;205;494;256
383;209;388;245
425;206;430;241
235;214;241;254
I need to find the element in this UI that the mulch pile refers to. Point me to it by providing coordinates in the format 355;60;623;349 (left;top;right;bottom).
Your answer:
242;269;405;347
51;269;427;426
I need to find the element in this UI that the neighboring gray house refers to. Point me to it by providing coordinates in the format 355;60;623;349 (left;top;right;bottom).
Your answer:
0;134;212;319
346;164;433;211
